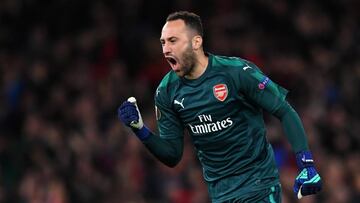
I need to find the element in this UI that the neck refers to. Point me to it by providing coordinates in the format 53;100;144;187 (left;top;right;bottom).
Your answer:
185;51;208;80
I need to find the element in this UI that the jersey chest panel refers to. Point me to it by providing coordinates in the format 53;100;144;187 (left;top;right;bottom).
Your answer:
173;74;242;138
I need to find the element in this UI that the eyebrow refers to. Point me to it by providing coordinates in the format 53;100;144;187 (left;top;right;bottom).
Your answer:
160;36;177;42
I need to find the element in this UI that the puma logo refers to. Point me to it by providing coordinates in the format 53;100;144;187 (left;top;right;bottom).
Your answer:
301;155;313;163
174;98;185;109
243;65;252;71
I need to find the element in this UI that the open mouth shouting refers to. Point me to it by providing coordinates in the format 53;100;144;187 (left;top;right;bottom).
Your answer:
165;56;180;72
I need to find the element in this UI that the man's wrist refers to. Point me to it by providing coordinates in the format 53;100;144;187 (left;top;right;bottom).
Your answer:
296;150;314;169
132;125;151;141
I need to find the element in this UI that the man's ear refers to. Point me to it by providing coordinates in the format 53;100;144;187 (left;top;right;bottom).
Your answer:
192;35;202;50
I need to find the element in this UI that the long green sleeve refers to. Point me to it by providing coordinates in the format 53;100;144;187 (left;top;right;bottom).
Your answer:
142;133;184;167
273;101;309;152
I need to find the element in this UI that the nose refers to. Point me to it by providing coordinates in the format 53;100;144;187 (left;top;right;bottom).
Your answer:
162;43;171;55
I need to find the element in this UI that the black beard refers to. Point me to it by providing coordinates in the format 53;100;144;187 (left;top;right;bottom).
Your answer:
180;44;197;77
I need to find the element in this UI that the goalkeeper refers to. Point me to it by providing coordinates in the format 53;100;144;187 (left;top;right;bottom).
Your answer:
118;11;322;203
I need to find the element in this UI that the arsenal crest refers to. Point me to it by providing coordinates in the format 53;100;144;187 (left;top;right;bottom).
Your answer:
213;84;228;102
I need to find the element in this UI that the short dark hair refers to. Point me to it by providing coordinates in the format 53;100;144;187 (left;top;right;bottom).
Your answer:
166;11;203;37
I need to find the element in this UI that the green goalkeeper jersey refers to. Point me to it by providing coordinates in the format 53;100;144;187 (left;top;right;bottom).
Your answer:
154;53;288;202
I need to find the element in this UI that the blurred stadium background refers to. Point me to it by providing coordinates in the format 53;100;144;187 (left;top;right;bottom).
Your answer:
0;0;359;202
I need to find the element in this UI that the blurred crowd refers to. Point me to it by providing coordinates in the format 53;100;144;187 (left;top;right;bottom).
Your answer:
0;0;359;202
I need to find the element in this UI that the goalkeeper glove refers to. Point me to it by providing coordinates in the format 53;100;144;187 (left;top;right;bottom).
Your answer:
118;97;150;140
294;151;322;199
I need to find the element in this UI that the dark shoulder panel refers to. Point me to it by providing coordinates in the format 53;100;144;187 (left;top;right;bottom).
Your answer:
158;71;180;89
155;71;180;107
212;55;248;69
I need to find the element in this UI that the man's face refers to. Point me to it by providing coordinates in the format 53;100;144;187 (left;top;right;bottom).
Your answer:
160;19;197;77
